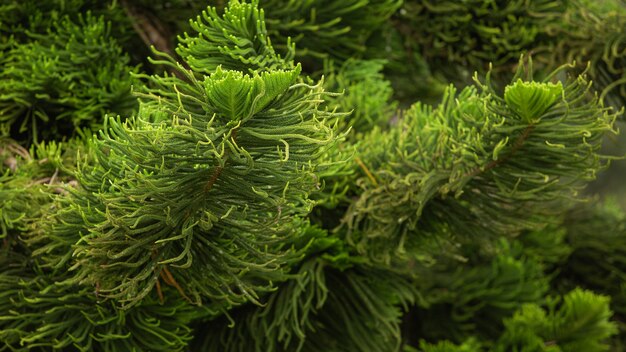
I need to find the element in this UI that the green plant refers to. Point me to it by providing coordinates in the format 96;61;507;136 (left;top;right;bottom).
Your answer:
1;0;625;351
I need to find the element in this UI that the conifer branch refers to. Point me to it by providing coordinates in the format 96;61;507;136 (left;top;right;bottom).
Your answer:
343;58;618;266
25;0;342;310
1;1;624;350
465;125;535;178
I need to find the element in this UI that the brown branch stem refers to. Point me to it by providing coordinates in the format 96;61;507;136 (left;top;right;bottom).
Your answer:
465;124;535;178
204;128;239;193
120;0;174;57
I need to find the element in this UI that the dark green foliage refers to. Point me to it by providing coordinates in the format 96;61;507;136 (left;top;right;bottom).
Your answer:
323;59;398;134
516;225;572;269
195;259;418;352
363;22;449;105
416;245;549;342
545;1;626;108
0;254;199;351
415;289;616;352
0;138;77;247
398;0;565;71
559;199;626;301
393;0;626;107
0;13;138;141
555;199;626;344
124;0;209;49
261;0;402;63
0;0;104;43
495;288;617;352
0;141;47;242
0;0;137;59
1;0;626;351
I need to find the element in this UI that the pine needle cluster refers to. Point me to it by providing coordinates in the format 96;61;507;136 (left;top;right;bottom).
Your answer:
1;0;625;351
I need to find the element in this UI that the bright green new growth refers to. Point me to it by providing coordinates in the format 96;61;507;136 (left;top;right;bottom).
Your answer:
504;80;563;123
204;66;300;120
416;339;482;352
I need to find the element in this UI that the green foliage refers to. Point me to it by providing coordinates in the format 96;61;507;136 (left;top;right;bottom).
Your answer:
394;0;626;107
1;0;625;351
126;0;209;45
195;259;417;352
0;13;138;141
0;0;103;43
555;199;626;343
397;0;566;73
0;254;199;351
553;2;626;109
343;60;616;265
558;200;626;299
504;80;563;123
414;338;482;352
516;225;572;269
414;289;616;352
27;0;341;312
495;289;617;352
323;59;398;134
261;0;402;62
0;138;77;247
417;246;549;342
362;20;449;105
177;0;295;74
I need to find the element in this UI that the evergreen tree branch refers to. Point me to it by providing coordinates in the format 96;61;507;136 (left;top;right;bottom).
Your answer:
27;0;342;310
343;58;618;266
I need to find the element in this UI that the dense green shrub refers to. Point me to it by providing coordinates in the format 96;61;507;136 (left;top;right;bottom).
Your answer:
1;0;625;351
